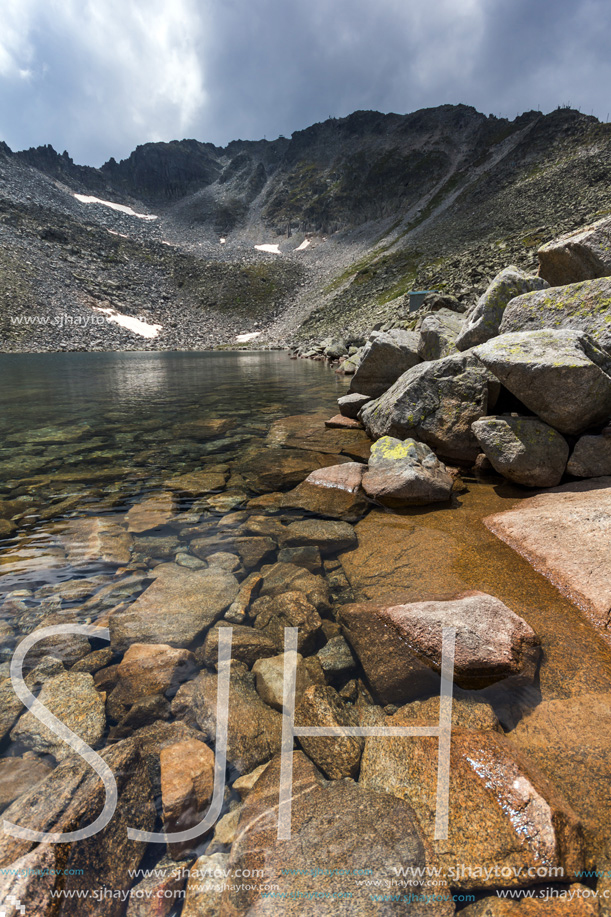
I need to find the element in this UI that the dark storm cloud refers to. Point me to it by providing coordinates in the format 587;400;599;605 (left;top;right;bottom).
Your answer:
0;0;609;166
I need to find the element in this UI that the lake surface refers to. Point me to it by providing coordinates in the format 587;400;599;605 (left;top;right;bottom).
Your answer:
1;351;611;914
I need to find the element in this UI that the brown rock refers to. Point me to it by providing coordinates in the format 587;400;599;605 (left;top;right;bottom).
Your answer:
280;518;357;554
507;693;611;862
233;445;346;493
116;642;196;700
0;740;155;917
222;751;454;916
165;470;227;495
362;436;454;506
485;477;611;628
266;413;371;461
11;671;106;762
360;728;584;889
295;685;364;778
258;561;330;612
125;855;190;917
325;413;363;429
338;592;540;703
109;564;239;651
224;571;263;624
181;852;230;917
160;738;215;857
252;591;322;654
0;757;53;812
233;536;276;570
127;492;177;533
304;461;365;493
59;516;132;565
190;667;283;774
252;652;320;711
202;624;276;669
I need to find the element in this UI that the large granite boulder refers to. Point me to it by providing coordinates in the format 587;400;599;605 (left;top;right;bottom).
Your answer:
0;740;155;917
537;216;611;286
456;267;549;351
338;592;540;704
109;564;239;651
348;329;421;397
484;477;611;628
360;727;584;890
361;351;500;462
222;752;455;916
500;277;611;353
474;329;611;435
471;415;569;487
418;309;464;360
567;433;611;477
362;436;454;506
338;392;372;418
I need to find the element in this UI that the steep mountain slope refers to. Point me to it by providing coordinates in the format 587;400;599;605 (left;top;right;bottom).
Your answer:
1;105;610;351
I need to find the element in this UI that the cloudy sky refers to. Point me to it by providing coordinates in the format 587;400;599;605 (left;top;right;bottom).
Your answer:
0;0;609;166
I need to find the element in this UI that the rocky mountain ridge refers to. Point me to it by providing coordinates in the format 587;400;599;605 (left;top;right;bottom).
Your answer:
1;104;610;351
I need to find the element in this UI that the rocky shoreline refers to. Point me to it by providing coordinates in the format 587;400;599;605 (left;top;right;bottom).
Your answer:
1;216;611;914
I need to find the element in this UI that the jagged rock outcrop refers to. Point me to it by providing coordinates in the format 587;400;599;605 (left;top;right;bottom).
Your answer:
472;415;569;487
537;215;611;286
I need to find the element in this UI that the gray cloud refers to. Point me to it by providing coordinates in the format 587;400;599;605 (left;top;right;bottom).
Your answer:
0;0;609;166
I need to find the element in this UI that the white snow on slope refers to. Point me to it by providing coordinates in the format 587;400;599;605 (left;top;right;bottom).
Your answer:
254;243;281;254
236;332;262;343
93;306;162;338
74;194;158;221
295;239;310;251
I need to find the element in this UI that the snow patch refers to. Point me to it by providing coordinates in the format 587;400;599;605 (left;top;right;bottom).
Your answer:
92;306;162;339
254;243;281;254
295;239;310;251
107;229;129;238
74;194;158;221
220;237;226;244
236;332;262;343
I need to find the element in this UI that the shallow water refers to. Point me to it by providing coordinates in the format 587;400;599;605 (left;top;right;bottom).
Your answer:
1;351;611;912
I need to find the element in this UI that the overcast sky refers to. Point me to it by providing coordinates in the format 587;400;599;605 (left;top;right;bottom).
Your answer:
0;0;609;166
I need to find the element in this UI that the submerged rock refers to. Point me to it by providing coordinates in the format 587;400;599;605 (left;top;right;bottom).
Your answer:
126;492;178;533
295;685;364;779
59;515;132;565
258;561;330;612
362;436;454;505
537;215;611;286
0;757;53;812
11;671;106;762
360;727;584;889
500;276;611;353
280;518;357;554
338;592;540;704
456;266;549;351
253;651;323;711
160;738;215;858
348;329;422;397
484;477;611;628
202;623;276;669
0;740;155;916
224;751;454;916
234;445;344;493
252;591;323;654
266;413;371;460
187;666;282;774
471;415;569;487
567;434;611;478
361;350;499;462
109;564;239;651
507;693;611;861
475;329;611;435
